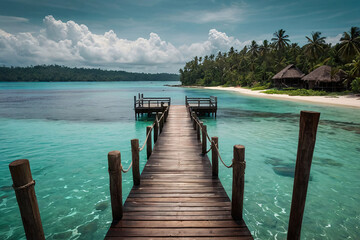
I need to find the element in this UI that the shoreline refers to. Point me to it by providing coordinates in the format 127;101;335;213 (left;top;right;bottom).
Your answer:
189;86;360;108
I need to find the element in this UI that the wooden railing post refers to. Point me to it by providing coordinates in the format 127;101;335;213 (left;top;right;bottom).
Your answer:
160;113;164;133
131;139;140;186
211;137;219;177
164;107;168;122
196;119;200;140
287;111;320;240
232;145;245;220
201;123;207;154
146;126;152;159
108;151;123;220
154;115;158;143
9;159;45;240
192;112;196;130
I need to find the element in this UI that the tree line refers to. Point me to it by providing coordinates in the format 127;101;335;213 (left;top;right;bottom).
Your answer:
0;65;179;82
179;27;360;92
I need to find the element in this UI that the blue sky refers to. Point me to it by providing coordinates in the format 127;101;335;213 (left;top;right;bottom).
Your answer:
0;0;359;73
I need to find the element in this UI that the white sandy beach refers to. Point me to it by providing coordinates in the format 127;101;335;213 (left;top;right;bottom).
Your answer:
204;86;360;108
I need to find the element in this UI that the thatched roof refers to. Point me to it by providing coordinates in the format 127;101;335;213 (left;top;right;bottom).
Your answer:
272;64;305;80
302;65;346;83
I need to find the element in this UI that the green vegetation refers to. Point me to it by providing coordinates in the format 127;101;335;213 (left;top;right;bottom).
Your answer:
261;89;352;96
351;78;360;93
179;27;360;92
0;65;179;82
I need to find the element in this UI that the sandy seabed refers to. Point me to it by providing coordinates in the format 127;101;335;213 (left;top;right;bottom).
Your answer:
203;86;360;108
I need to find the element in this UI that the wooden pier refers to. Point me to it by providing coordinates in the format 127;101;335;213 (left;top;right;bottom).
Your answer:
106;105;252;239
8;96;321;240
134;93;171;119
186;96;217;117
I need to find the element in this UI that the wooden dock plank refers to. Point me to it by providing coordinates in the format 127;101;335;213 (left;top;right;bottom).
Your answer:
106;105;252;239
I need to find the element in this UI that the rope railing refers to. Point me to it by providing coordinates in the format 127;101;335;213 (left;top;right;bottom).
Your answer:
120;107;168;173
139;121;156;152
191;112;234;169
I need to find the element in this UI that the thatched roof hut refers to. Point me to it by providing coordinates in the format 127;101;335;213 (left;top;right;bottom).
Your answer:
302;65;347;90
272;64;305;80
302;65;342;82
272;64;305;88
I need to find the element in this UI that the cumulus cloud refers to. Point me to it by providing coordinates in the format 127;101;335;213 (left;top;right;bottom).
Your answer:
0;15;245;72
326;34;342;46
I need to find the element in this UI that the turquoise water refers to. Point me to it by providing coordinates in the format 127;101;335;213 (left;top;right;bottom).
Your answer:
0;82;359;239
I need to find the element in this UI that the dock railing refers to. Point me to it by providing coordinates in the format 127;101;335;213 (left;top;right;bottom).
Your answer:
134;93;171;108
185;96;217;108
107;106;169;221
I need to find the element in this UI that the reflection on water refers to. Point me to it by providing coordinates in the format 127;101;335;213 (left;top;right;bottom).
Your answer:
0;82;359;239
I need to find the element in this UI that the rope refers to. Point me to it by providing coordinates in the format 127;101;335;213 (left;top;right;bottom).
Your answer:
139;121;156;152
191;114;233;168
13;180;35;191
205;146;212;154
120;162;133;173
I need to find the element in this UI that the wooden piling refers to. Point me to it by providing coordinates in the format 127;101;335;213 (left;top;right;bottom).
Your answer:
146;126;152;159
154;115;159;143
107;151;123;220
287;111;320;240
9;159;45;240
131;139;140;186
211;137;219;177
232;145;245;220
196;119;200;140
201;123;207;155
192;111;196;130
160;113;164;133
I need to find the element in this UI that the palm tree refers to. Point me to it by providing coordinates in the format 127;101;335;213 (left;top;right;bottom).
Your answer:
271;29;290;51
346;57;360;77
304;31;326;61
259;40;270;56
248;40;259;57
338;27;360;62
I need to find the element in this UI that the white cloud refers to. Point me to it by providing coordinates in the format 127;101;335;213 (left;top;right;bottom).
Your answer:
326;34;342;46
0;15;246;73
171;5;244;24
0;15;29;23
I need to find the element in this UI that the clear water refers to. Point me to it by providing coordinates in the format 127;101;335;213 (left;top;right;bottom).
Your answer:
0;82;359;239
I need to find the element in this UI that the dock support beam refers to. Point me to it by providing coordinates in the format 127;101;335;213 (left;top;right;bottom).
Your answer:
146;126;152;159
154;115;159;143
211;137;219;177
232;145;245;220
287;111;320;240
131;139;140;186
9;159;45;240
108;151;123;220
201;123;207;155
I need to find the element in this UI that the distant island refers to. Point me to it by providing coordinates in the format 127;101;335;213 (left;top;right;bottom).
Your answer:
0;65;179;82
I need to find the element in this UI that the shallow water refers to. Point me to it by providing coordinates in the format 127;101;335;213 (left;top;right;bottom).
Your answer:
0;82;359;239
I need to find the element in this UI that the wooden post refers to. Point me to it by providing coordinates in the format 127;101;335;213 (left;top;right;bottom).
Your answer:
9;159;45;240
211;137;219;177
232;145;245;220
154;115;158;143
196;120;200;140
107;151;123;220
131;139;140;186
201;123;207;155
287;111;320;240
192;112;196;130
146;126;152;159
164;107;168;122
160;113;164;133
